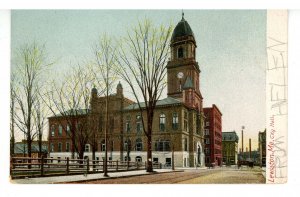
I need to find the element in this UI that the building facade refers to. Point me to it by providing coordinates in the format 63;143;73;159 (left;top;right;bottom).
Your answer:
222;131;239;165
258;129;266;167
48;14;207;167
203;105;222;166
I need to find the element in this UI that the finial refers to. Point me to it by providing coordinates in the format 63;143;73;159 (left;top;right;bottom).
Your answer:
182;10;184;19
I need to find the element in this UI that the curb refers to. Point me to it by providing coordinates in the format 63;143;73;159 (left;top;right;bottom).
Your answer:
58;170;184;184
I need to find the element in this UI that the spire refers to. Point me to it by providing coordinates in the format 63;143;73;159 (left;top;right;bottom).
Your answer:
182;10;184;20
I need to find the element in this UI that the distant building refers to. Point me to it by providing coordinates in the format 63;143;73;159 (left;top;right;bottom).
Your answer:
238;150;260;165
203;104;222;166
14;140;48;158
222;131;239;165
258;129;266;167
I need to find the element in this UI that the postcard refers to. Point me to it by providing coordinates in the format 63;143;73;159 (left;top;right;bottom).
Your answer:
7;9;287;185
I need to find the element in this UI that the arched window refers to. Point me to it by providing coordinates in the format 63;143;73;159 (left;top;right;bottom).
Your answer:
159;113;166;131
172;113;179;130
135;138;143;151
136;156;142;162
178;47;184;58
58;125;63;136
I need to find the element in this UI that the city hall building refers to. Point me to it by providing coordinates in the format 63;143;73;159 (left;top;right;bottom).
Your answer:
48;15;212;168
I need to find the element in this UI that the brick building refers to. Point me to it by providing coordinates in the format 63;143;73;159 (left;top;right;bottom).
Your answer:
203;105;222;166
48;14;207;167
222;131;239;165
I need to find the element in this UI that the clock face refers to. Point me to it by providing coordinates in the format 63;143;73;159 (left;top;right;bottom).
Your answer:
177;72;184;79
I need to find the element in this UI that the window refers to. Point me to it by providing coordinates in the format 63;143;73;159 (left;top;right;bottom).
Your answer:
206;121;210;126
177;47;184;58
172;113;179;130
125;156;131;161
184;111;188;132
124;139;131;151
155;140;170;152
58;125;63;136
135;138;143;151
205;148;210;154
136;156;142;162
85;144;90;152
205;139;210;144
50;143;54;152
126;121;131;132
136;115;142;133
51;125;55;137
184;138;188;151
101;140;106;151
205;129;210;135
66;142;70;152
184;120;188;131
159;113;166;131
58;143;62;152
66;125;70;136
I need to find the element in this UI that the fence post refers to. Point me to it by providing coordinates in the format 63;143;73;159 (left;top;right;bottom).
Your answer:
145;161;147;170
86;158;89;174
66;157;69;175
116;160;118;171
41;156;44;177
10;157;13;178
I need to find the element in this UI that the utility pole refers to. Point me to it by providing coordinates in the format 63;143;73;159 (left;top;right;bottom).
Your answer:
241;126;245;160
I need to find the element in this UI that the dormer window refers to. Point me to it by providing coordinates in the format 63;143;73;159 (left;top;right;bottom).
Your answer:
177;47;184;58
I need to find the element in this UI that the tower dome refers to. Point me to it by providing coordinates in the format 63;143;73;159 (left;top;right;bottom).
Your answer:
171;13;195;42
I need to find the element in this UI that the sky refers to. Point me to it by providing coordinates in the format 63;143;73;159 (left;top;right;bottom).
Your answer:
11;10;266;150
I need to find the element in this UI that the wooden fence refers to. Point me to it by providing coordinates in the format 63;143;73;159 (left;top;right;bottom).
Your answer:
10;157;158;179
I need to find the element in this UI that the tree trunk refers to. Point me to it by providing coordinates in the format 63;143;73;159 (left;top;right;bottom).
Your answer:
146;109;154;172
27;137;32;169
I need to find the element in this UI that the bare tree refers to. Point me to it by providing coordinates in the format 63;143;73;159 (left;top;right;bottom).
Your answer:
13;43;52;162
91;34;118;176
116;19;173;172
33;92;49;157
10;73;17;157
43;64;95;160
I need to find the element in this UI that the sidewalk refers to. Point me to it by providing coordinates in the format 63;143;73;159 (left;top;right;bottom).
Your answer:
10;169;181;184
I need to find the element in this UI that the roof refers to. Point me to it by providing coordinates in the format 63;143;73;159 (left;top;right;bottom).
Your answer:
124;97;182;110
171;15;195;42
183;76;194;89
222;131;239;142
14;143;48;154
49;109;90;118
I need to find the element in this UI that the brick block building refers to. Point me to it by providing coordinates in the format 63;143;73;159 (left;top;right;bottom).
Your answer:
203;104;222;166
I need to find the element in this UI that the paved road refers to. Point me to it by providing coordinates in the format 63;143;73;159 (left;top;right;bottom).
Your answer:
77;167;265;184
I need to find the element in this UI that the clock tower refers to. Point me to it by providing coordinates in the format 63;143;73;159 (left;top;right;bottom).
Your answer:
167;13;203;111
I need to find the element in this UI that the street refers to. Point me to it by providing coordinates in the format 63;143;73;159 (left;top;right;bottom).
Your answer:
76;166;265;184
